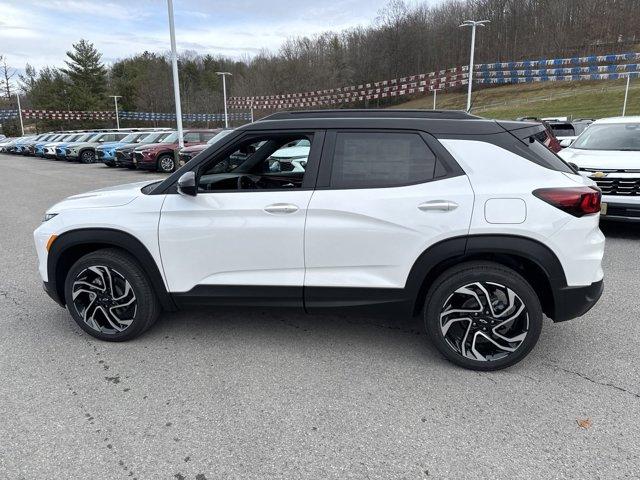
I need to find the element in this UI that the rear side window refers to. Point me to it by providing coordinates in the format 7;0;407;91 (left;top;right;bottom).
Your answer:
184;132;201;142
330;132;437;188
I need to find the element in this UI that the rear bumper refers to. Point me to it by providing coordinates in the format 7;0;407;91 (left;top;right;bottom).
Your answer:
552;279;603;322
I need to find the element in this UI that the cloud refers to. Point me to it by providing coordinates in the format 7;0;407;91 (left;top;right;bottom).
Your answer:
0;0;394;71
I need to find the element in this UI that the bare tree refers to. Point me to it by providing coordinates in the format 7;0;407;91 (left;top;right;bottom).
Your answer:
0;55;16;99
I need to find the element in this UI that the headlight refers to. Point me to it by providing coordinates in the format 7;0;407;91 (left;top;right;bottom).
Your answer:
43;213;58;222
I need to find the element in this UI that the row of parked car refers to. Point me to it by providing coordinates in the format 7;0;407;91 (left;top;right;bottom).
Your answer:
0;127;224;173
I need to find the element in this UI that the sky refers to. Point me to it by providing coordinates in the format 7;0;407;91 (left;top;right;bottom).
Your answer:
0;0;429;77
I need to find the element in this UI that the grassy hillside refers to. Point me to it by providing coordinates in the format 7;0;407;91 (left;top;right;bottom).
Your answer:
394;79;640;120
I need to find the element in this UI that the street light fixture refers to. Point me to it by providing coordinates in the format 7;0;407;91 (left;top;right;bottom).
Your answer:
109;95;122;130
459;19;489;113
216;72;232;128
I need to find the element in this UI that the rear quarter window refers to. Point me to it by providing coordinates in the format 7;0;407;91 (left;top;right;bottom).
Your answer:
510;128;575;174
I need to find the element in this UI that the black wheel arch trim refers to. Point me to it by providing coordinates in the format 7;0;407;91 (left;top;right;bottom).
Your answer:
47;228;176;311
405;234;570;320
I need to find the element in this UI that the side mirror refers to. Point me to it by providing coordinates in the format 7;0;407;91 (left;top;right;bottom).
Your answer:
559;138;574;148
177;171;197;196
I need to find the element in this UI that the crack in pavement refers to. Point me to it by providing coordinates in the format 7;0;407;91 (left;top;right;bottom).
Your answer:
545;363;640;399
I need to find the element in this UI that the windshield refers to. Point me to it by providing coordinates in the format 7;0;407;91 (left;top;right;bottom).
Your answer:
206;129;234;144
140;131;172;144
549;124;575;137
75;133;94;142
86;133;104;142
161;132;178;143
120;133;143;142
572;123;640;151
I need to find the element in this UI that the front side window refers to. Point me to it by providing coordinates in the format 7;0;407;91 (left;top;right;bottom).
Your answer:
197;134;312;192
329;132;437;189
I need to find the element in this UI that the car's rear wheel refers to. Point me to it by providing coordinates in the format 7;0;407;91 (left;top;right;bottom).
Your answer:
157;154;175;173
64;248;160;341
424;261;542;371
80;150;95;164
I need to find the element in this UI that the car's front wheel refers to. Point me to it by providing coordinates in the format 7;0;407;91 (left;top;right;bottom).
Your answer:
80;150;95;164
424;261;542;371
64;248;160;341
157;153;175;173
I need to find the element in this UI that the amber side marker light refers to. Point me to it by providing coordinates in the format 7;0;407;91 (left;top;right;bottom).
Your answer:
46;235;58;251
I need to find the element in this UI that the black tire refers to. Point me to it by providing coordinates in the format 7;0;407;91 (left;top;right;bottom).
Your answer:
80;149;95;164
64;248;160;341
126;164;137;170
424;261;542;371
104;161;115;167
156;153;175;173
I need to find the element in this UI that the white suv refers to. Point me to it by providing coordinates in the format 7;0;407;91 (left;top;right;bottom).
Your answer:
559;116;640;221
34;110;605;370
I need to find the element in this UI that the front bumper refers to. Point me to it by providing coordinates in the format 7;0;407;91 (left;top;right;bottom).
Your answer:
134;152;157;170
601;199;640;221
43;281;65;307
552;279;604;322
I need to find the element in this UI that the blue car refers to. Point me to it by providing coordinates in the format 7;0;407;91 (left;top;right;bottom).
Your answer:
34;134;67;157
13;135;39;154
17;133;56;155
96;132;151;167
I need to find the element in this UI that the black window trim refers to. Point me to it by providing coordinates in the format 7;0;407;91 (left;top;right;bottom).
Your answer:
315;128;464;190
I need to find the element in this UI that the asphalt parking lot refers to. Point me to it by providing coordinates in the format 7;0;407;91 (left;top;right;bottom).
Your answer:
1;153;639;479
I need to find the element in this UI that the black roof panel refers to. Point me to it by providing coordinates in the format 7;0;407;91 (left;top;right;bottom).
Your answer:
261;109;480;121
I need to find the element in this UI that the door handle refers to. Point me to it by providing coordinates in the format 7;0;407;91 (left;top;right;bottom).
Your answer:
418;200;459;212
264;203;299;214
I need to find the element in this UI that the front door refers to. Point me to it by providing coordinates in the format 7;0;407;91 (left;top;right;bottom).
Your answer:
158;130;323;306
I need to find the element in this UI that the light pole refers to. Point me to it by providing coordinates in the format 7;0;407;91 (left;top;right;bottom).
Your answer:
622;73;631;116
459;19;489;113
15;92;24;136
167;0;184;150
216;72;232;128
109;95;122;130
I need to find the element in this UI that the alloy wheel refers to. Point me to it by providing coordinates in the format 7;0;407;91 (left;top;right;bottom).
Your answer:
439;281;529;362
81;151;95;163
159;156;175;172
71;265;137;334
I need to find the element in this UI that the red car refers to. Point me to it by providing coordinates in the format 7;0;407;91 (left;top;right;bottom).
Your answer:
133;129;221;172
178;129;234;165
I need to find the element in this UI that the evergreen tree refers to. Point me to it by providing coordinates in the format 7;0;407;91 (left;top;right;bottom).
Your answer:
61;39;108;110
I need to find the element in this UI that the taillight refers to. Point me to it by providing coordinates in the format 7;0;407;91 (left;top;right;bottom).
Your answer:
533;186;601;217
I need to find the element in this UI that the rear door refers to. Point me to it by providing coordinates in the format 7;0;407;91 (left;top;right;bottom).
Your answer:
304;129;474;298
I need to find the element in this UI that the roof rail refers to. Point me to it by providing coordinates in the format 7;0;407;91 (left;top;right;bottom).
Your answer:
260;109;481;121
